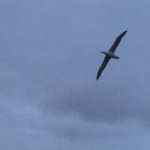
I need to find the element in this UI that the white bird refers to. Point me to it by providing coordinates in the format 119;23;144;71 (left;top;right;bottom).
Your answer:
96;30;127;80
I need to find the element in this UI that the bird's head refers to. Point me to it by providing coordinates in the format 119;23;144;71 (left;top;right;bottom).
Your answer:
100;51;106;55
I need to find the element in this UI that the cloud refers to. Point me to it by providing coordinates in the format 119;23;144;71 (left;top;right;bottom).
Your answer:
0;94;150;150
47;80;150;123
0;0;150;149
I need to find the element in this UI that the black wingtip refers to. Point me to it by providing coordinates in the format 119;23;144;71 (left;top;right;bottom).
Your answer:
122;30;127;35
119;30;127;38
96;76;99;80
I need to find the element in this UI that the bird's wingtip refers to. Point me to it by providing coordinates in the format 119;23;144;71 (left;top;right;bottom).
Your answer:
120;30;127;36
124;30;128;34
96;76;99;80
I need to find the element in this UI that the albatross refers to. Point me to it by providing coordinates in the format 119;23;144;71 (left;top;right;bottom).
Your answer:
96;30;127;80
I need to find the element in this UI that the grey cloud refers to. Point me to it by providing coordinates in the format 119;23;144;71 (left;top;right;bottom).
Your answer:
48;81;150;123
0;0;150;149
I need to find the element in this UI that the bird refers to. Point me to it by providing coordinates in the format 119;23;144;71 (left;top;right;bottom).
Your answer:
96;30;127;80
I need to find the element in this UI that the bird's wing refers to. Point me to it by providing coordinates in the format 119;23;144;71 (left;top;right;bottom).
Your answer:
109;30;127;53
96;56;110;80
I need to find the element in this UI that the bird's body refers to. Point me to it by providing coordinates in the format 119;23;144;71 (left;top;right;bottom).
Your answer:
101;51;120;59
96;30;127;80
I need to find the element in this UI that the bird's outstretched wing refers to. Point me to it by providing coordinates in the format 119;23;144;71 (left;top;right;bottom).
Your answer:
109;30;127;53
97;56;110;80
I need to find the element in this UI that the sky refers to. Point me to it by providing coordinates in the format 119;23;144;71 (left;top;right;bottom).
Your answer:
0;0;150;149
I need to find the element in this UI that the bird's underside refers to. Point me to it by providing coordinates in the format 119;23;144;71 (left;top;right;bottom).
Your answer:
96;30;127;80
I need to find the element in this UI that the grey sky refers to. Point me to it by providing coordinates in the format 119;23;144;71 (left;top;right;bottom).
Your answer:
0;0;150;149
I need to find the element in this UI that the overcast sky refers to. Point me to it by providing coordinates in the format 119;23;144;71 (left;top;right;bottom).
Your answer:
0;0;150;149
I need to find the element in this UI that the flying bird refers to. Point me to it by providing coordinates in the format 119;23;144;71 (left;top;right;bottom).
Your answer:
96;30;127;80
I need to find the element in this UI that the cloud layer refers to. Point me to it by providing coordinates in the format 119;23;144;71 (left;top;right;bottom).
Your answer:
0;0;150;149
